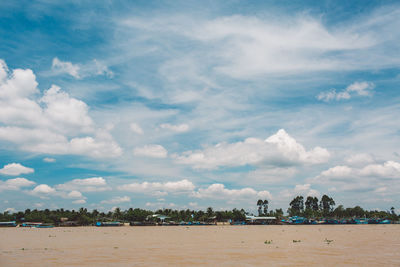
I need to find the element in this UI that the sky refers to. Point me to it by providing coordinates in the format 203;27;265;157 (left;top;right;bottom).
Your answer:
1;0;400;214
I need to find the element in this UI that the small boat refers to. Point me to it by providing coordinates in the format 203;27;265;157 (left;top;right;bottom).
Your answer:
354;218;368;224
129;221;156;226
21;222;43;227
289;216;307;224
0;221;17;227
96;221;123;227
20;222;54;228
35;224;54;228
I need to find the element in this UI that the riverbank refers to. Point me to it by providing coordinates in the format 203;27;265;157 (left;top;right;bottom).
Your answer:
1;225;399;266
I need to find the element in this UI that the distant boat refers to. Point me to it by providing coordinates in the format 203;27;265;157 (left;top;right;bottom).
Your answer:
21;222;43;227
129;221;156;226
354;218;368;224
0;221;17;227
35;223;54;228
96;221;123;227
20;222;54;228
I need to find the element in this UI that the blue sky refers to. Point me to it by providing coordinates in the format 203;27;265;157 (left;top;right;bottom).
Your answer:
1;0;400;213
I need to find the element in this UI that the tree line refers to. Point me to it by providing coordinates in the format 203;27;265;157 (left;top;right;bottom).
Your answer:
0;207;247;226
0;194;398;225
257;194;398;220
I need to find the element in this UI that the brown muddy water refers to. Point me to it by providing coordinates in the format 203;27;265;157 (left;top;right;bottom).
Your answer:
1;225;400;266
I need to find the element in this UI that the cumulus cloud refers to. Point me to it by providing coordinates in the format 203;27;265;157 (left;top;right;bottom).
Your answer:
67;190;84;199
193;183;272;200
101;196;131;204
56;177;111;192
41;85;94;133
118;179;195;196
310;160;400;193
130;123;144;135
0;177;36;191
175;129;329;169
32;184;56;195
0;163;34;176
133;144;168;158
317;161;400;181
160;123;189;133
317;81;375;102
0;60;121;158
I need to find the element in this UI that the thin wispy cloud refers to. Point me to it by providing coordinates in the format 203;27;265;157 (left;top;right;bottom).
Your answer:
317;81;375;102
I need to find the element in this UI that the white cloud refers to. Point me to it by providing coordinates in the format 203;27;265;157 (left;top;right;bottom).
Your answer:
52;57;80;78
175;129;329;169
133;144;168;158
0;60;122;158
92;59;114;78
56;177;111;192
310;160;400;193
40;85;94;134
43;157;56;163
345;153;375;166
193;183;272;200
72;199;86;204
0;177;36;191
118;179;195;196
130;123;144;135
0;163;34;176
317;161;400;180
122;11;400;79
317;81;375;102
160;123;189;133
51;58;113;79
32;184;56;194
346;81;375;96
67;190;83;199
101;196;131;204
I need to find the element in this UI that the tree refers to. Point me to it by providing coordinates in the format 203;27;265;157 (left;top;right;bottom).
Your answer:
320;195;335;217
262;200;269;215
305;196;319;217
257;199;263;216
391;207;396;215
206;207;214;218
113;207;122;220
273;208;284;219
288;196;304;216
333;205;345;219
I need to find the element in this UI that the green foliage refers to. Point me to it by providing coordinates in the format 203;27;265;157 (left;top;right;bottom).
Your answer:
256;199;269;216
288;196;304;216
